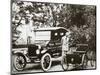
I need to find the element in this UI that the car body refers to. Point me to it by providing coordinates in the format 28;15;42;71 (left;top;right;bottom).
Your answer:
61;44;88;70
12;27;69;71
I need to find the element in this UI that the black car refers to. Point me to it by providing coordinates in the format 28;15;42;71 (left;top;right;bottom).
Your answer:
12;27;69;72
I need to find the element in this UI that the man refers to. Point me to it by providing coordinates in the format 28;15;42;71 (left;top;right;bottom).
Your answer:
61;31;71;57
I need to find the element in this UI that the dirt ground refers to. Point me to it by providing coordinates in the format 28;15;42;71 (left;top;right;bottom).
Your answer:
11;60;96;74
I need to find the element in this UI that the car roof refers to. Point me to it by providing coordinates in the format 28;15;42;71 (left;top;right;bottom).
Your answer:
34;27;69;31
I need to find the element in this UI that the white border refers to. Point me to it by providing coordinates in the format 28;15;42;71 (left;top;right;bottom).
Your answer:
0;0;99;75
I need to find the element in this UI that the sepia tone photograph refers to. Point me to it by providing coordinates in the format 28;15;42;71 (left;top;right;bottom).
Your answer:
11;0;96;74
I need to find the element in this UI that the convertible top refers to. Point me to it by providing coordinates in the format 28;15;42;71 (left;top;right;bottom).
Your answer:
34;27;69;31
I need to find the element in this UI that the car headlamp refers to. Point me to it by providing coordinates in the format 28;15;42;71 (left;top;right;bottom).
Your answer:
36;49;40;54
22;48;28;54
38;45;41;49
24;51;27;54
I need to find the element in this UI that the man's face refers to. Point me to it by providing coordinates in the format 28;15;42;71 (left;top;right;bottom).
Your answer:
65;32;69;36
65;32;71;37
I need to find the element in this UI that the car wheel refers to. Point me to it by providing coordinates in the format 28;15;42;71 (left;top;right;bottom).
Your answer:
41;53;52;72
13;55;26;71
90;51;96;67
82;54;87;69
61;56;69;71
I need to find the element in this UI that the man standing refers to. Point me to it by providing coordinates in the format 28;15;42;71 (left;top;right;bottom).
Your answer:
61;31;71;57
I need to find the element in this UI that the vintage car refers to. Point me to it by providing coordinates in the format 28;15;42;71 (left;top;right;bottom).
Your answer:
61;44;88;70
12;27;69;72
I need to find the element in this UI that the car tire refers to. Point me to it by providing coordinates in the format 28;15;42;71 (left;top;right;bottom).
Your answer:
13;55;26;71
41;53;52;72
61;56;69;71
82;54;87;69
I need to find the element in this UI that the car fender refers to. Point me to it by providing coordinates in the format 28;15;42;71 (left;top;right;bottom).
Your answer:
13;52;31;63
12;48;28;54
39;48;51;59
41;49;48;54
13;52;26;60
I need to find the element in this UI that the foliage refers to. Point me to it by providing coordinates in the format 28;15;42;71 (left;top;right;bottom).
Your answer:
12;1;96;50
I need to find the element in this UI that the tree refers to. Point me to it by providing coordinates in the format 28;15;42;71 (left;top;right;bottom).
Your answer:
12;1;96;48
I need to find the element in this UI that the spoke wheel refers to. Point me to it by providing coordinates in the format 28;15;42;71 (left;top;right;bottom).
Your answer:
82;54;87;69
90;51;96;67
61;56;69;71
41;53;52;72
13;55;26;71
87;51;96;67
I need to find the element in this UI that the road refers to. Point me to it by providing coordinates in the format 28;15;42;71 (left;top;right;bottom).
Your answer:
12;60;96;74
